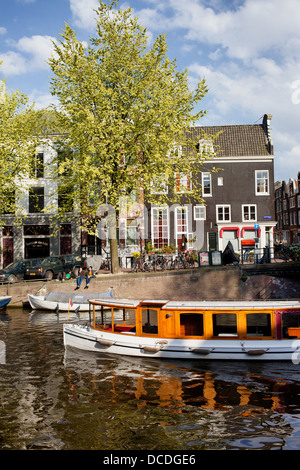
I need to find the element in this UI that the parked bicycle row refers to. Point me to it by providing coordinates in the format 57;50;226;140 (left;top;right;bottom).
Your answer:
132;252;197;272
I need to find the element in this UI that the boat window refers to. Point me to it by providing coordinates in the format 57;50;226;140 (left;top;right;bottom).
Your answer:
123;309;136;325
180;313;204;336
282;314;300;338
142;309;158;334
246;313;271;337
213;313;237;337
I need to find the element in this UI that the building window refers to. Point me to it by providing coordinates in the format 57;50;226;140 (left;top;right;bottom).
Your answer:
31;153;44;178
29;187;44;213
1;190;15;214
58;185;73;212
197;138;214;156
194;205;206;220
152;207;169;248
60;224;72;255
255;170;269;195
176;206;188;251
216;205;231;222
202;172;212;196
242;204;257;222
151;176;168;194
175;173;191;192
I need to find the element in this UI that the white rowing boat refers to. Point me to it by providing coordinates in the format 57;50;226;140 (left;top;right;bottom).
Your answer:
28;291;114;312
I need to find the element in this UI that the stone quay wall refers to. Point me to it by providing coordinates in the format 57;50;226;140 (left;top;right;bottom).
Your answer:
1;265;299;309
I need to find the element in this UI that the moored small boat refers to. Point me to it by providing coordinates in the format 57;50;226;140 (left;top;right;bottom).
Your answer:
28;290;114;312
0;296;11;310
63;298;300;361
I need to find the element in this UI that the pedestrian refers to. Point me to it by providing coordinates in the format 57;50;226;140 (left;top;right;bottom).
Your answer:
57;271;66;282
84;266;95;289
75;267;85;290
66;270;75;280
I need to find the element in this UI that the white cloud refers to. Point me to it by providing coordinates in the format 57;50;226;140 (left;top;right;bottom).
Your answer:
131;0;300;181
28;90;59;109
0;51;27;75
136;0;300;63
0;27;7;35
0;35;57;76
69;0;99;30
16;35;57;69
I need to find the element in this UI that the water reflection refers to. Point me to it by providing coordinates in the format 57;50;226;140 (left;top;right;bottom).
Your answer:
64;347;300;416
0;309;300;450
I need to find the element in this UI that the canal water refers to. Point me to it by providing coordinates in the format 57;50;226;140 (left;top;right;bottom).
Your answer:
1;308;300;453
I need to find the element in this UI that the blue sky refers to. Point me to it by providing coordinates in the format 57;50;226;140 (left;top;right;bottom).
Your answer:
1;0;300;183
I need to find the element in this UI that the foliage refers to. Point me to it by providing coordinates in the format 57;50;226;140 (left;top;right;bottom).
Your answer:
0;70;51;221
48;0;215;271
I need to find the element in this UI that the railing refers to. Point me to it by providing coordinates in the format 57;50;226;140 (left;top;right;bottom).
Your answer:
132;252;197;272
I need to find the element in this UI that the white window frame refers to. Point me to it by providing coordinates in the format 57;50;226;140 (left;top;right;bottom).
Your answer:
202;172;212;197
175;172;192;193
151;206;169;248
197;138;214;156
242;204;257;222
216;204;231;223
255;170;269;195
194;205;206;220
175;206;189;250
150;176;168;194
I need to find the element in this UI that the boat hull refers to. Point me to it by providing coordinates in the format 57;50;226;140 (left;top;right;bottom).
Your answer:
28;295;91;312
28;292;112;312
63;323;300;361
0;296;12;310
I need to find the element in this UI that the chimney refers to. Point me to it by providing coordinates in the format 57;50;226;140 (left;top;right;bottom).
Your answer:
262;114;274;154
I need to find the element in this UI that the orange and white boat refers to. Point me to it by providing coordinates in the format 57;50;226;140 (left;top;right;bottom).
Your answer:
63;298;300;361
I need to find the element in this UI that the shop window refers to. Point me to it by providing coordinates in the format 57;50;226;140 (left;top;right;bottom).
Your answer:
60;224;72;255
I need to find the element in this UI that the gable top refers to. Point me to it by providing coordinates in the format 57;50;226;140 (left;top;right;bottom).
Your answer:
190;114;273;157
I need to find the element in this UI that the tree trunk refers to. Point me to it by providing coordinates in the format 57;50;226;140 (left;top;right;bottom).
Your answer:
110;237;121;274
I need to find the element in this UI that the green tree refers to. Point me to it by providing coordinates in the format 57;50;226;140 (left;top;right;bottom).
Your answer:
0;70;48;219
48;0;214;273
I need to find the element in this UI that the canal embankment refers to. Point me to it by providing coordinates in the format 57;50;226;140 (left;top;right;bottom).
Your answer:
1;263;299;308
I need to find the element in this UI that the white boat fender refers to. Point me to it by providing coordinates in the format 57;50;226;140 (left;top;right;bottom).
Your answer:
240;342;268;355
191;348;213;355
97;339;116;347
140;345;160;353
244;349;268;356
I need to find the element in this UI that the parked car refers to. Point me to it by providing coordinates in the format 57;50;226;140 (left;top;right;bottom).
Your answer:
24;255;87;280
0;259;45;283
